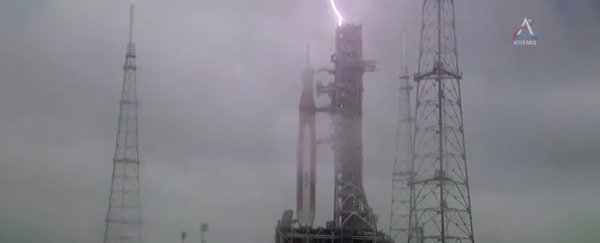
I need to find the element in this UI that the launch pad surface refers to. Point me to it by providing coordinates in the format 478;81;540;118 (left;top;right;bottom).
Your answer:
275;226;392;243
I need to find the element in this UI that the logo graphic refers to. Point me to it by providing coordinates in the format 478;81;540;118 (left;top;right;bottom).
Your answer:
513;18;537;46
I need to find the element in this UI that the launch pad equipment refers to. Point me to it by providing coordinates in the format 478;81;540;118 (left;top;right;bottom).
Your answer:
275;23;391;243
326;24;377;231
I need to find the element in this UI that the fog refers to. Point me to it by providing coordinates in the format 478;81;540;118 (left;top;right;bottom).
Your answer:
0;0;599;242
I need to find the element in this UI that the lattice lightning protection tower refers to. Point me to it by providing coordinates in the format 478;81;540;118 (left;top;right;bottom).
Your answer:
103;5;142;243
389;34;413;243
408;0;475;242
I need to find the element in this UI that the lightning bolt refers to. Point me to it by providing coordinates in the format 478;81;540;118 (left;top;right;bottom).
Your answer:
329;0;343;26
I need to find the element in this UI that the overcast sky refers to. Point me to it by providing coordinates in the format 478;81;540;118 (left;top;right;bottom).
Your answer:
0;0;599;243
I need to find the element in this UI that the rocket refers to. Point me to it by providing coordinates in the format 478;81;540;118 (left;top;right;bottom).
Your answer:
296;50;317;227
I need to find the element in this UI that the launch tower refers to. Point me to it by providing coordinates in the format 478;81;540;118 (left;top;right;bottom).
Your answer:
326;23;377;232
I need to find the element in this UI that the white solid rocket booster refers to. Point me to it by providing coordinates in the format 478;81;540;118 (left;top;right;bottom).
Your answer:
296;63;317;227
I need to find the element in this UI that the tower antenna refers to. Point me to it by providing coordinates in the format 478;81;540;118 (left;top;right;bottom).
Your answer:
129;4;134;43
402;34;407;75
103;4;142;243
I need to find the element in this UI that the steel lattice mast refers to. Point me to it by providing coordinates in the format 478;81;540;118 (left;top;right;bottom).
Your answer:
332;24;375;231
389;35;413;243
408;0;475;242
103;5;142;243
317;23;377;232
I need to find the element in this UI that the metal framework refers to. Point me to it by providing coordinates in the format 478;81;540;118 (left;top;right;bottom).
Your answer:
103;5;142;243
275;225;391;243
316;24;377;232
408;0;474;242
389;35;413;243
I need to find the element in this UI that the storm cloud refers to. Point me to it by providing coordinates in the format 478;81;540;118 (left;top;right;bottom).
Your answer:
0;0;599;243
